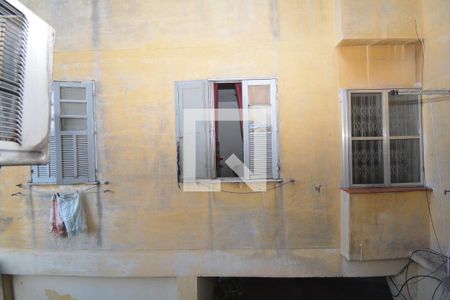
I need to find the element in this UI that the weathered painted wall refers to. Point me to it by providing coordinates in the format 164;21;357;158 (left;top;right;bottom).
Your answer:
0;0;342;276
13;276;176;300
337;44;420;88
335;0;421;45
0;0;442;288
420;0;450;255
341;192;429;261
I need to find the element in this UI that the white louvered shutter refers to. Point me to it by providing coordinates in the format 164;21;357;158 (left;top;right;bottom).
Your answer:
175;80;213;181
55;81;95;184
243;79;279;180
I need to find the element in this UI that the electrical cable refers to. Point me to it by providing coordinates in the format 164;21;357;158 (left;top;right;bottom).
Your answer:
414;19;447;256
428;102;449;252
392;249;448;278
425;186;444;255
431;281;443;300
438;285;447;300
390;249;448;299
392;275;442;298
195;179;295;194
11;182;111;198
388;276;408;300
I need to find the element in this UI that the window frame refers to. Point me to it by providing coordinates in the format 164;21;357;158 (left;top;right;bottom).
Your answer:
175;77;280;183
31;81;97;185
341;88;424;188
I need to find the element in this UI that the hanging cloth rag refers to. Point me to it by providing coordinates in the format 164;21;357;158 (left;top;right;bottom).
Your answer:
56;191;87;237
54;191;87;237
49;194;66;237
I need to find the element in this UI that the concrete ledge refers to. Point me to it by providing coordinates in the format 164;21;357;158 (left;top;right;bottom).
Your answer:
0;249;413;279
0;249;343;277
342;258;409;277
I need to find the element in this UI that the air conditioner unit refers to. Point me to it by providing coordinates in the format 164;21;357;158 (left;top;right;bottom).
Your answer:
0;0;54;165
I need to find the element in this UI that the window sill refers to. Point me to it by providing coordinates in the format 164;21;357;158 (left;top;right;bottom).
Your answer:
341;186;432;194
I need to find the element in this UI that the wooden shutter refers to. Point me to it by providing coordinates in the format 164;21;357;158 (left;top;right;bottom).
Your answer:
31;132;57;183
54;81;95;184
175;80;213;181
243;79;279;180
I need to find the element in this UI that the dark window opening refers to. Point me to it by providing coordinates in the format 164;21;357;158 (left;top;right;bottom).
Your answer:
215;83;243;178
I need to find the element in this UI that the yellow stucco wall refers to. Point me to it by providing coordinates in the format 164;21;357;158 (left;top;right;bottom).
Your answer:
342;192;429;261
337;44;420;88
0;0;442;279
420;0;450;255
335;0;421;45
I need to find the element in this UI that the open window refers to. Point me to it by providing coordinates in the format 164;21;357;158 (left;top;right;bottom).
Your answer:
175;79;279;182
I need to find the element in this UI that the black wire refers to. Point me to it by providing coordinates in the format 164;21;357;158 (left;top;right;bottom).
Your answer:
424;185;444;255
392;275;442;298
12;183;110;197
438;284;447;300
390;249;448;299
431;281;443;300
392;249;448;278
405;259;413;300
11;181;112;197
389;276;408;300
414;19;445;257
196;179;295;194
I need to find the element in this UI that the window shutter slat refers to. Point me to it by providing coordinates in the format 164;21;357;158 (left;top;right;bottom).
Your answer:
36;164;48;177
76;134;89;177
249;129;273;179
61;134;75;179
48;135;56;177
32;133;56;183
243;79;278;180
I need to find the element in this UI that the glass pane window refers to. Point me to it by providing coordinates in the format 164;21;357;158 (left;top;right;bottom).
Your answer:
60;87;86;100
390;139;421;183
248;85;270;105
389;93;419;136
345;90;422;186
61;102;87;115
352;140;384;184
61;118;87;131
351;93;383;137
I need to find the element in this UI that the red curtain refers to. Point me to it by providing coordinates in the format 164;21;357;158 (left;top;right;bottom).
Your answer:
234;83;243;138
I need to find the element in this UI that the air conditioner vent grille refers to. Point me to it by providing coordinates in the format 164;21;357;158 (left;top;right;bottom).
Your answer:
0;0;28;145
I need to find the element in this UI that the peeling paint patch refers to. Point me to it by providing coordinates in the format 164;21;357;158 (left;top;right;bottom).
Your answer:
45;289;76;300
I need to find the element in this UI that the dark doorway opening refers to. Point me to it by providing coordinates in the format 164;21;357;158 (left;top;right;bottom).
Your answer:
211;277;392;300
